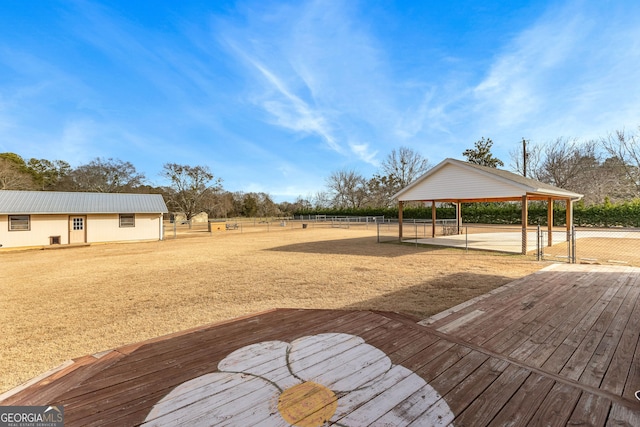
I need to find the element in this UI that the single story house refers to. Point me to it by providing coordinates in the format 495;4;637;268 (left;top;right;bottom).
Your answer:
0;190;168;249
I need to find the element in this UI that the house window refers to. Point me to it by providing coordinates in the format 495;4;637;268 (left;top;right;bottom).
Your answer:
72;217;84;230
119;214;135;228
9;215;30;231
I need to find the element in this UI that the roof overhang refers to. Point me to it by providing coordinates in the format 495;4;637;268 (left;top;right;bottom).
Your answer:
393;158;583;203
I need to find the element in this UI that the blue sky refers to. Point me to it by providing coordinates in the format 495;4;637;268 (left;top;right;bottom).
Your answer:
1;0;639;202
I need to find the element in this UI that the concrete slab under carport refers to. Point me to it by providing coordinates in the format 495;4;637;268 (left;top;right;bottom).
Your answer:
405;231;549;254
406;228;640;255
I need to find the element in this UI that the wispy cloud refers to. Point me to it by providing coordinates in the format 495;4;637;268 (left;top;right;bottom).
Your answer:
216;0;432;166
472;5;588;128
470;0;640;148
237;51;342;153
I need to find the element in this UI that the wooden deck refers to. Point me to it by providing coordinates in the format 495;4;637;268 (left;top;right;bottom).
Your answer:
1;264;639;426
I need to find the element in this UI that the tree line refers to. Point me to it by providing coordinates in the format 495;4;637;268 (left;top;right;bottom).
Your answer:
306;127;640;212
3;126;640;219
0;154;295;219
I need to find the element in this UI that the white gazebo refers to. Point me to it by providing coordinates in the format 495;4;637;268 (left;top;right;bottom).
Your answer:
392;158;583;254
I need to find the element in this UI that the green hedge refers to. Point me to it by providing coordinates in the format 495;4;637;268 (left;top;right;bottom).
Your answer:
295;199;640;228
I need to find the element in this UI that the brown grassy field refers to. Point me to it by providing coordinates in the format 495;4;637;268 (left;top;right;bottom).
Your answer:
0;227;543;393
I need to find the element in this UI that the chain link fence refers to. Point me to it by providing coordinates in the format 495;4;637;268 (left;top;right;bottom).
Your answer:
163;216;383;238
378;221;640;267
540;227;640;267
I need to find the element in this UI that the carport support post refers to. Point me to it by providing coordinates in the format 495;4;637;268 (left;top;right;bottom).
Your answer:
521;195;528;255
398;201;403;240
547;198;553;247
431;201;436;238
456;202;462;234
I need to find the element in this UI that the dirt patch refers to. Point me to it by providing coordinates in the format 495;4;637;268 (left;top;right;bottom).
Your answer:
0;227;543;393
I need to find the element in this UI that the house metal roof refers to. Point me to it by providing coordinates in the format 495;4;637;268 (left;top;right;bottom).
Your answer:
392;158;583;202
0;191;168;214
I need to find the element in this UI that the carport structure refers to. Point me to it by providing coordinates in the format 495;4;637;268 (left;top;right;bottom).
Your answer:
393;158;583;255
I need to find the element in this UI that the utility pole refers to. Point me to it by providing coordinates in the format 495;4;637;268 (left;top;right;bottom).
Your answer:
522;138;527;177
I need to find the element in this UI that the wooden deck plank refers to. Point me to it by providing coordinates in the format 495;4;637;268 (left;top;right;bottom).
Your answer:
528;382;582;426
504;270;614;363
555;276;632;381
423;266;573;329
567;393;611;427
486;266;611;358
441;357;510;416
453;364;531;426
622;324;640;404
601;273;640;396
607;402;640;426
526;274;626;371
430;269;569;342
0;351;125;406
427;351;489;398
456;272;578;345
420;267;557;327
407;343;472;383
579;277;640;388
487;373;556;427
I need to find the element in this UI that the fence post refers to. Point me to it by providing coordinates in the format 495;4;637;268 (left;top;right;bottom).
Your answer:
465;226;468;253
571;226;576;263
377;222;380;243
567;226;571;262
536;225;541;261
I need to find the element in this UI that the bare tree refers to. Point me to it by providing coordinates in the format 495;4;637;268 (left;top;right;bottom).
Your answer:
380;147;431;190
312;191;332;209
161;163;223;220
325;169;368;209
199;188;233;218
533;138;619;203
595;156;637;203
509;139;543;179
601;128;640;197
538;138;596;189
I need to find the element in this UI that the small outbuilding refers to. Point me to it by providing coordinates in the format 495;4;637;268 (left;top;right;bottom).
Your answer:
0;190;168;249
392;158;583;254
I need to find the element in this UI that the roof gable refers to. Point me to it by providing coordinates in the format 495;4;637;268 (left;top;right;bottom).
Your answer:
0;191;168;214
393;158;583;202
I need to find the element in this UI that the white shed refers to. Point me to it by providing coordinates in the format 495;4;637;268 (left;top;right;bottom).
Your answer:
392;158;583;254
0;191;168;249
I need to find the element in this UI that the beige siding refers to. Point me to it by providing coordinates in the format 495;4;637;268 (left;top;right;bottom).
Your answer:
0;214;162;249
87;214;162;243
398;163;524;201
0;215;69;248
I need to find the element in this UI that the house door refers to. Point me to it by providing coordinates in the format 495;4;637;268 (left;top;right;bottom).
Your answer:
69;216;86;244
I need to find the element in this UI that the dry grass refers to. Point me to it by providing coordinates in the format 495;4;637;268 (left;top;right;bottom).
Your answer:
0;227;543;393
